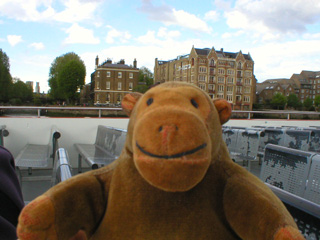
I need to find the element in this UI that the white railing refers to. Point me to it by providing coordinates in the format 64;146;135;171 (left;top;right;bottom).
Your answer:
1;106;320;119
0;106;122;118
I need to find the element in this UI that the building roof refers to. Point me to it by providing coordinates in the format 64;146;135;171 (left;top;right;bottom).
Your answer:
194;47;252;61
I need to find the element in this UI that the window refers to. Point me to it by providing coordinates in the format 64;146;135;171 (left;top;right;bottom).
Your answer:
244;87;250;93
218;85;224;92
106;94;110;102
243;96;250;102
200;59;206;64
199;75;206;82
218;68;225;75
106;81;110;89
117;94;122;102
129;73;133;79
209;76;215;83
191;58;194;66
238;62;242;69
96;81;100;89
97;71;100;77
199;67;207;73
227;77;234;84
118;82;122;90
198;83;206;91
118;72;122;78
227;86;233;93
96;94;100;102
210;59;215;67
227;69;234;75
236;86;242;93
218;77;224;83
107;71;111;77
208;84;214;90
227;95;233;102
129;82;133;90
244;78;251;85
245;71;252;77
217;94;224;98
229;61;235;67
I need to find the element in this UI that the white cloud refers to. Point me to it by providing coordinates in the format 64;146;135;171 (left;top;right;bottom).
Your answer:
54;0;100;23
0;0;101;23
7;35;23;46
0;0;55;22
29;42;45;50
139;0;211;33
204;10;220;22
225;0;320;39
105;26;131;44
64;23;100;44
251;39;320;81
157;27;180;39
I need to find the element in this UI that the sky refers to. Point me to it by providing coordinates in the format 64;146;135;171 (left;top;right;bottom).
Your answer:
1;0;320;93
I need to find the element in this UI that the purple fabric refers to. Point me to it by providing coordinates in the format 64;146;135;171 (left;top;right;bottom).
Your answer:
0;146;24;239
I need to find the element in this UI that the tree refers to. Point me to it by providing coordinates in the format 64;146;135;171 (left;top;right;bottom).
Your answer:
10;78;33;103
134;66;154;93
314;95;320;108
48;52;86;103
0;49;12;102
271;93;287;110
59;60;86;103
287;93;301;109
303;97;313;111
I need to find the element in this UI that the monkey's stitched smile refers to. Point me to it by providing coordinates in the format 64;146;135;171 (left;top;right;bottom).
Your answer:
136;142;207;159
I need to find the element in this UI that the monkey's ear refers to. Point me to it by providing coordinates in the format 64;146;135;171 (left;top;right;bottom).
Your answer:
213;99;232;125
121;92;143;116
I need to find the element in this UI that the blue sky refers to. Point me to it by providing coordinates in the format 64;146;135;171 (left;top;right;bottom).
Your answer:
1;0;320;93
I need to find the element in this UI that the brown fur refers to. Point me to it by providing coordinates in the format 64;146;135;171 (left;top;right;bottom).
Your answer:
17;82;304;240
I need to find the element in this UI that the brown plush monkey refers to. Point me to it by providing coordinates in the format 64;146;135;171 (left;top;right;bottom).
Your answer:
17;82;304;240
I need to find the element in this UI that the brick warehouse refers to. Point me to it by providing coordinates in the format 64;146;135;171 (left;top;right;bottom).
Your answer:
154;46;257;110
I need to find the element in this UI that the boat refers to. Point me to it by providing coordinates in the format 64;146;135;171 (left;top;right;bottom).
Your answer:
0;106;319;239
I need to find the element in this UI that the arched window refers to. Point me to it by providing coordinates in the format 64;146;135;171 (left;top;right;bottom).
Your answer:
191;58;195;66
210;59;215;67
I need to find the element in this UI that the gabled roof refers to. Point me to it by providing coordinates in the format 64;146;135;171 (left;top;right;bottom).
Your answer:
194;47;252;60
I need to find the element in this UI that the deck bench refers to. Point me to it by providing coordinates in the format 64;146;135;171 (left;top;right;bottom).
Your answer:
74;125;127;172
15;126;61;182
260;144;320;238
0;125;9;146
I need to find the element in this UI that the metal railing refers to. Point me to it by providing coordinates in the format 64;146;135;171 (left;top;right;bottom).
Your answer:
0;125;9;146
1;106;320;119
51;148;72;186
0;106;122;118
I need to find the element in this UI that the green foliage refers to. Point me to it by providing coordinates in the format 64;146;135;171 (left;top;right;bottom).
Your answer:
314;95;320;107
48;52;86;103
10;78;33;103
271;92;287;110
134;66;154;93
287;93;301;109
303;97;313;111
0;49;12;102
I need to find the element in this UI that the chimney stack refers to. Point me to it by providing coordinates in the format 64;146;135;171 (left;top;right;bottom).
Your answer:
133;58;137;68
95;55;99;69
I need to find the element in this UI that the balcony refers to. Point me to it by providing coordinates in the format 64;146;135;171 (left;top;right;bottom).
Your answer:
208;80;215;84
208;90;215;94
236;100;242;105
236;82;243;86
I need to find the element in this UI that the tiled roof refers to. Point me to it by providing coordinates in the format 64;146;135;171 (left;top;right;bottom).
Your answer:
99;63;137;69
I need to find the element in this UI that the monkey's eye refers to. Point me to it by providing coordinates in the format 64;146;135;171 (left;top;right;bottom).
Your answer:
147;98;153;106
191;99;198;108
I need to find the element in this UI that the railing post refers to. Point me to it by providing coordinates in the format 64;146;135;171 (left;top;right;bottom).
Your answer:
287;113;290;120
37;109;41;118
99;109;102;118
248;112;251;119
